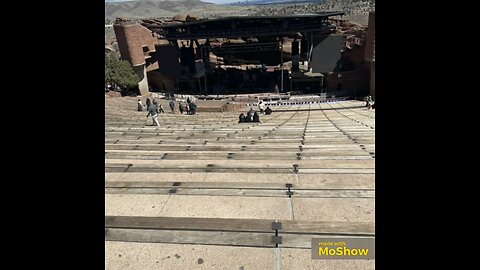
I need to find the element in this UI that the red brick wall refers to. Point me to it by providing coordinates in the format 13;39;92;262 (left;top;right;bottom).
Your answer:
113;23;158;66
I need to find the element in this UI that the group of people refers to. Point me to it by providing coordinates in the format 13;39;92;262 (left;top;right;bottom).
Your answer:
138;96;279;127
239;107;268;123
138;98;165;113
138;98;197;114
238;101;274;123
364;95;375;110
178;98;197;115
258;101;273;115
136;98;168;127
137;97;199;127
239;108;260;123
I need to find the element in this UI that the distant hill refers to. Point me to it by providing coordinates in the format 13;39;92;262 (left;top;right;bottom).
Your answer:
105;0;374;25
105;0;236;19
227;0;322;6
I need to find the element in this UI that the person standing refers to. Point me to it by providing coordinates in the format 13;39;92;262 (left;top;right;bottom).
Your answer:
146;102;160;127
367;96;374;110
169;100;176;113
146;98;151;109
152;100;159;113
153;100;164;114
365;96;372;108
189;101;197;115
179;102;184;114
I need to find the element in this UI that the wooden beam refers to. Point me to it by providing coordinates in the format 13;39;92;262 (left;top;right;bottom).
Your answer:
105;216;273;233
105;181;288;189
105;216;374;235
105;228;275;247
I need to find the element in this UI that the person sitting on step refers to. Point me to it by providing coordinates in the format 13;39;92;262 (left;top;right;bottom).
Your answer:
264;106;272;115
137;99;143;111
253;112;260;123
238;113;246;123
247;108;255;122
258;101;266;114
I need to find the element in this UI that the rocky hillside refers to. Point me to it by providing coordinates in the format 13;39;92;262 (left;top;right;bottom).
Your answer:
105;0;240;19
252;0;374;25
105;0;375;25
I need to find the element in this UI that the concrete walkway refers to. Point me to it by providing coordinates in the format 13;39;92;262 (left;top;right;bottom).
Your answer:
105;96;375;269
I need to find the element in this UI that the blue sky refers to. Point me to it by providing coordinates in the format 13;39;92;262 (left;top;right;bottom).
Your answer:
105;0;240;3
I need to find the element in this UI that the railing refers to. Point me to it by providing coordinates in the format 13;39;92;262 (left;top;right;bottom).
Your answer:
246;97;348;107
